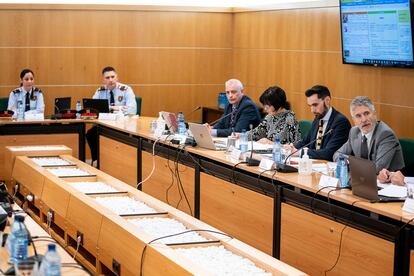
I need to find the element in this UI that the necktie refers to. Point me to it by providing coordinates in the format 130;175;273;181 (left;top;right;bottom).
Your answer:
315;119;324;150
230;105;237;127
361;135;369;159
25;92;30;111
109;90;115;106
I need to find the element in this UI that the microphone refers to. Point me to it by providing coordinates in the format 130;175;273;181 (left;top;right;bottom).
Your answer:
246;124;260;166
208;108;236;126
339;141;399;164
184;106;201;130
186;106;201;119
276;128;334;173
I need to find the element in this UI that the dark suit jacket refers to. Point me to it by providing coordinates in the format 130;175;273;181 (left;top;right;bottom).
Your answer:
213;95;261;137
294;108;351;161
334;121;404;173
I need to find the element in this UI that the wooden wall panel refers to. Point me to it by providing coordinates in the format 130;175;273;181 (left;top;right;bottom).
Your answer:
233;7;414;139
0;6;233;118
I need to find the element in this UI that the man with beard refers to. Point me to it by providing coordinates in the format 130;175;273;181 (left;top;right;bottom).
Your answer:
334;96;404;173
285;85;351;161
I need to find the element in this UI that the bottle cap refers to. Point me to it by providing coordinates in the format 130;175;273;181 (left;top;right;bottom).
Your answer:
14;215;25;222
48;244;56;251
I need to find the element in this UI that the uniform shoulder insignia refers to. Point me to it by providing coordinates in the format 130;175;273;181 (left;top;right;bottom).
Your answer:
34;87;42;93
98;86;106;92
12;88;21;94
119;85;128;91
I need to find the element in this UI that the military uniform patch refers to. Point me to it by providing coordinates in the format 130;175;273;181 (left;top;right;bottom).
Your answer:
118;95;123;102
31;95;37;101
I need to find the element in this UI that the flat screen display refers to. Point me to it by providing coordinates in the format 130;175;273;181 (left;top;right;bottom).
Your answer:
340;0;414;68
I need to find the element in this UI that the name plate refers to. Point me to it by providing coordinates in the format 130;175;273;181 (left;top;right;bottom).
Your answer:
24;112;44;121
403;198;414;213
259;158;275;171
230;148;242;160
99;113;121;121
318;174;339;188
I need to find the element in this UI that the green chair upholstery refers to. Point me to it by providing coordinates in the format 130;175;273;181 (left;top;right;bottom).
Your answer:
135;96;142;115
0;97;8;110
399;138;414;168
299;120;312;140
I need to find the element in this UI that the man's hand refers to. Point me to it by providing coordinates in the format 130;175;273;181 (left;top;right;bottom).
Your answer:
111;105;128;112
378;169;391;183
390;171;405;186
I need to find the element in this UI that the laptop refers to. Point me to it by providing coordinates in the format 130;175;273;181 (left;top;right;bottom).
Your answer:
160;111;178;133
348;155;406;202
82;98;110;113
54;97;71;114
188;123;227;150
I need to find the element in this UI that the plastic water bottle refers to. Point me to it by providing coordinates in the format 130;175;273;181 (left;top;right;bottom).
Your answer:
336;154;349;187
239;129;248;152
177;112;186;135
272;135;282;164
9;215;28;264
17;100;24;120
41;243;61;276
75;100;82;119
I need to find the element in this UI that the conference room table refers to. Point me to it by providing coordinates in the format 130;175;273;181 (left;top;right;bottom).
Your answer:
1;116;414;275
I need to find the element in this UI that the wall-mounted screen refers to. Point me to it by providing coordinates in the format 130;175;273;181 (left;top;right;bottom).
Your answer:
340;0;414;68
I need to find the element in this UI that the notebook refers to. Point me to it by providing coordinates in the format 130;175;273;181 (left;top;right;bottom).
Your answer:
188;123;227;150
348;155;406;202
82;98;109;113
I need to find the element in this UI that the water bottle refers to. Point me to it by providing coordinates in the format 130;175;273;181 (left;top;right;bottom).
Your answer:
41;243;61;276
177;112;186;135
9;215;28;264
75;100;82;119
239;129;248;153
272;135;282;164
17;100;24;121
336;154;349;187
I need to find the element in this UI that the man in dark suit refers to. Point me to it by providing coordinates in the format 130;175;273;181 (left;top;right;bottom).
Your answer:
286;85;351;161
334;96;404;173
210;79;261;137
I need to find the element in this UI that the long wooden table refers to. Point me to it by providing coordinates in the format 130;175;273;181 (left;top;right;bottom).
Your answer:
95;116;414;276
2;116;414;275
0;119;85;182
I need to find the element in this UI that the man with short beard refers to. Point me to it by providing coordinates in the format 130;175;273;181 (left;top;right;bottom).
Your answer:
285;85;351;161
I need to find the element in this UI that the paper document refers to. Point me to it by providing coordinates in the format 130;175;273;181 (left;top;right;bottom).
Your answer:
234;141;273;151
378;185;407;198
405;177;414;184
312;163;329;174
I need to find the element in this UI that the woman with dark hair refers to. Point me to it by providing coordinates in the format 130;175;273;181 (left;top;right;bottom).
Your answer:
7;69;45;114
247;86;301;144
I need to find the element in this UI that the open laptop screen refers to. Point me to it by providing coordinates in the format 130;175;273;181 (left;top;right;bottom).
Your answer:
82;98;109;113
54;97;71;114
